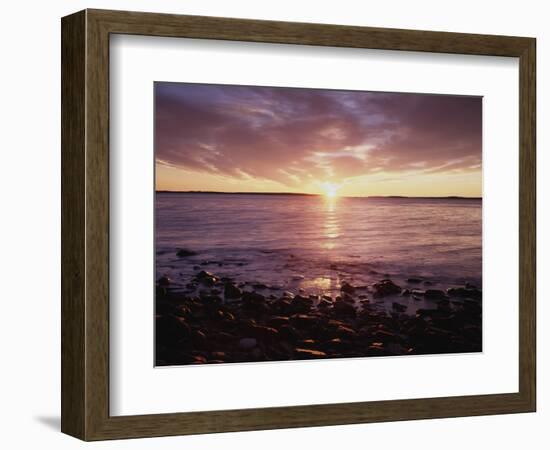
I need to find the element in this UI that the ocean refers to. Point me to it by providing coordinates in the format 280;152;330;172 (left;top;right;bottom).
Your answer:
155;193;481;314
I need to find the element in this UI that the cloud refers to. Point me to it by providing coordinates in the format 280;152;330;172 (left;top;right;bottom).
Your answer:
155;83;481;188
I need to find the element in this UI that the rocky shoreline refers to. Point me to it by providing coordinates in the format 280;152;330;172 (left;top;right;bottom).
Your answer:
155;266;482;366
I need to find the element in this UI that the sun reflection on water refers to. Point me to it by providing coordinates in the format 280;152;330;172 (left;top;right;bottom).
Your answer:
322;196;340;250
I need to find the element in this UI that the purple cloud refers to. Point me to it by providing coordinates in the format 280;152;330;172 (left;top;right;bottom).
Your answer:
155;83;481;188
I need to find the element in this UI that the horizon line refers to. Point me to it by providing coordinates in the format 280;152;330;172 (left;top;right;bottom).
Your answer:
156;190;482;200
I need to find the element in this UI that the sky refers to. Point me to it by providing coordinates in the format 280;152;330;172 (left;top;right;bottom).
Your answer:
155;82;482;197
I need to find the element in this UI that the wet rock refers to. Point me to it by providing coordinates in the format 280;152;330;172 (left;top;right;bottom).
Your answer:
373;279;401;298
298;339;317;348
199;290;222;304
291;314;319;329
407;278;423;284
196;270;218;286
239;338;257;350
155;315;190;344
191;329;207;347
342;293;355;304
242;291;266;305
340;282;355;294
332;300;357;318
424;289;447;300
290;295;313;313
373;329;400;342
392;302;407;312
447;287;482;300
294;348;327;359
401;289;411;296
267;315;290;328
176;248;197;257
224;283;242;299
278;325;298;341
157;276;171;287
250;325;279;341
318;299;332;308
192;355;207;364
335;325;357;339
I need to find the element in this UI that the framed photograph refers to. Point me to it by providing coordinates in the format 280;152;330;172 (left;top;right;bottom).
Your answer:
61;9;536;440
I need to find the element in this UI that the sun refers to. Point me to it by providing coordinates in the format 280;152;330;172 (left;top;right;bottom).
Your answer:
321;182;340;199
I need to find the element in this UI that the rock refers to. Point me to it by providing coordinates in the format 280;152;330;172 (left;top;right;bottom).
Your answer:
253;282;268;289
318;299;332;308
239;338;257;350
291;314;319;328
298;339;317;348
342;293;355;304
322;295;333;302
392;302;407;312
333;300;357;318
401;289;411;296
373;279;401;298
282;291;294;299
242;291;266;305
191;329;207;347
423;281;433;286
294;348;327;359
407;278;422;284
155;315;191;344
424;289;447;300
340;282;355;294
224;283;242;299
278;325;298;341
157;276;171;287
176;248;197;257
267;316;290;328
335;325;357;339
288;298;312;314
447;287;482;300
250;325;279;341
196;270;218;286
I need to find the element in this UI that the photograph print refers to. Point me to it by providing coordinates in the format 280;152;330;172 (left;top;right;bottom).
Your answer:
154;82;482;367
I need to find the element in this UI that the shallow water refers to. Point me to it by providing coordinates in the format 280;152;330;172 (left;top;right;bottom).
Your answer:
156;193;481;312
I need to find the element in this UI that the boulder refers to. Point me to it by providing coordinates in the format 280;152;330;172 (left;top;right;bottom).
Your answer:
340;282;355;294
157;276;171;287
373;279;401;298
447;287;482;300
224;283;242;299
333;300;357;318
424;289;447;300
239;337;257;350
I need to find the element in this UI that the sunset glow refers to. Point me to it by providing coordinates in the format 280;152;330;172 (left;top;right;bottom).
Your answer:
155;83;482;197
321;182;340;199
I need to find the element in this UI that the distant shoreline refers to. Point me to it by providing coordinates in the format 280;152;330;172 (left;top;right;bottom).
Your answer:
156;190;481;200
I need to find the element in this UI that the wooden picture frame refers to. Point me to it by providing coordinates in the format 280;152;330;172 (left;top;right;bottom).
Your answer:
61;8;536;441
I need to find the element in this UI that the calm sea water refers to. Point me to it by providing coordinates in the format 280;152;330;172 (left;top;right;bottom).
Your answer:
156;193;481;309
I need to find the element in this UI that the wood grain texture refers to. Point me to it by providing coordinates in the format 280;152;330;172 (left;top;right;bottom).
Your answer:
61;10;86;439
61;8;537;441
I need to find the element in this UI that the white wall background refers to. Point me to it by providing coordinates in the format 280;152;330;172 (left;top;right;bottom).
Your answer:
0;0;546;448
